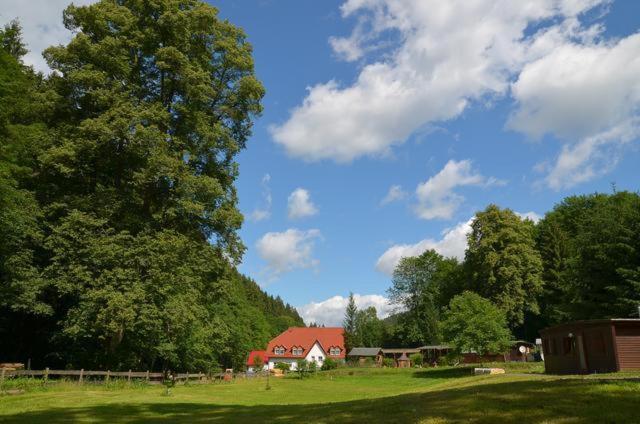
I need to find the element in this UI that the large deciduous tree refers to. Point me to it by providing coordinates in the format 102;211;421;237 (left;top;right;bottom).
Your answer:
1;1;268;371
465;205;543;328
442;291;512;356
388;250;462;346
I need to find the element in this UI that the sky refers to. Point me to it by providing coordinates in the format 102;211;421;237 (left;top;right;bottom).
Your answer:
2;0;640;326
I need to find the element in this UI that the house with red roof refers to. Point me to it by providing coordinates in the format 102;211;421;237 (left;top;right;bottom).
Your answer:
246;350;269;372
264;327;345;370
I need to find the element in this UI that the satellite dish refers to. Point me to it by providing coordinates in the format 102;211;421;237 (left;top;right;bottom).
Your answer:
518;345;527;354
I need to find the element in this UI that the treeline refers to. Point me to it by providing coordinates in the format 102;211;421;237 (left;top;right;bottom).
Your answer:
345;192;640;349
0;1;302;372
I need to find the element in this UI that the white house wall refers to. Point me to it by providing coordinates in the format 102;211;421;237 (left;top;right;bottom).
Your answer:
305;342;327;367
268;342;328;371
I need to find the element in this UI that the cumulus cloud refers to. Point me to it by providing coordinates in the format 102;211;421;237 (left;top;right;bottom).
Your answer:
376;218;473;275
255;229;321;279
297;294;393;326
380;184;407;205
0;0;97;72
510;33;640;189
287;188;318;219
249;174;272;222
516;211;543;223
270;0;607;163
415;160;504;220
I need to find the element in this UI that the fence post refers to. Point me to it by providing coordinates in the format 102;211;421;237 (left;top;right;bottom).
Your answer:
79;369;84;384
106;370;110;383
44;367;49;383
127;369;132;384
146;370;150;382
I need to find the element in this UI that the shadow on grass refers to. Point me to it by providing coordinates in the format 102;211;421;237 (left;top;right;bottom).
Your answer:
411;366;474;379
1;379;638;424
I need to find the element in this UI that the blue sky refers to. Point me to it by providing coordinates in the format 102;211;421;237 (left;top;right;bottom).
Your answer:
3;0;640;326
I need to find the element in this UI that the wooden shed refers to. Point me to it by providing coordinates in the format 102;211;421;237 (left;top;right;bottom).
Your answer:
540;319;640;374
347;347;382;366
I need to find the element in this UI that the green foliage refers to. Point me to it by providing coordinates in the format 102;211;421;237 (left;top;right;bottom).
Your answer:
382;357;395;368
0;20;28;59
409;353;423;367
442;292;512;356
0;0;304;374
343;292;359;351
388;250;462;346
275;362;290;372
536;192;640;324
465;205;543;327
321;358;338;371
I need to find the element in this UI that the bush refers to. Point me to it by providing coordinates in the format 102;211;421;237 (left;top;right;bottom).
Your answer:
275;362;290;372
362;357;374;367
321;358;338;371
438;352;462;366
382;357;395;368
409;353;423;367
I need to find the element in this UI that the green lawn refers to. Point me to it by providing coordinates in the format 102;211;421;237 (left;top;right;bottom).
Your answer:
1;366;639;423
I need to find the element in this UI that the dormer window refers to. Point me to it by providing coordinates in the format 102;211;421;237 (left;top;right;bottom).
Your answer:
329;347;341;356
292;347;303;356
274;346;285;355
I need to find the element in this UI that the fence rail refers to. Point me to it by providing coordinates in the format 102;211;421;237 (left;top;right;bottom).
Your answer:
0;367;216;384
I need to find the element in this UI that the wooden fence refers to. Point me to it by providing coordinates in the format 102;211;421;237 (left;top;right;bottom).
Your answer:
0;368;214;384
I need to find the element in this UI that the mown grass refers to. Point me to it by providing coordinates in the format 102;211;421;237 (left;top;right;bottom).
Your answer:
1;366;639;423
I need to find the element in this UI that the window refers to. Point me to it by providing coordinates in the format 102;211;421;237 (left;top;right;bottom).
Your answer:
292;347;303;356
329;347;341;356
274;347;285;355
318;356;323;361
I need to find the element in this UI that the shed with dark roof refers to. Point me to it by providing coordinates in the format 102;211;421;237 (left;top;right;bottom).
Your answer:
347;347;382;365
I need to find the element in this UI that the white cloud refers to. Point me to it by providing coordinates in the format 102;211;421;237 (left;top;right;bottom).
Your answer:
510;33;640;189
287;188;318;219
249;174;272;222
415;160;504;220
515;211;543;223
297;294;393;326
270;0;606;163
376;218;472;275
255;229;321;278
380;184;407;205
0;0;97;72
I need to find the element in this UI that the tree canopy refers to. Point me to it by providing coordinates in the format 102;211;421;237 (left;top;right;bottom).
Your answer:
442;291;512;356
0;1;307;373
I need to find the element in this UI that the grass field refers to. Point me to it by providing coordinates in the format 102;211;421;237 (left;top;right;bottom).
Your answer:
1;365;639;423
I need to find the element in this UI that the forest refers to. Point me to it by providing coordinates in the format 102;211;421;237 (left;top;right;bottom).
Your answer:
344;192;640;351
0;1;302;372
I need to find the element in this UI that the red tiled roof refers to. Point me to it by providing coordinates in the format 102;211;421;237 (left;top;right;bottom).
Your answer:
246;350;269;366
266;327;345;359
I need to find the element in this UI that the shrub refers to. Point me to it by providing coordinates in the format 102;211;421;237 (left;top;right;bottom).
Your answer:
382;357;395;368
438;352;463;366
409;353;423;367
362;357;374;367
321;358;338;371
275;362;290;372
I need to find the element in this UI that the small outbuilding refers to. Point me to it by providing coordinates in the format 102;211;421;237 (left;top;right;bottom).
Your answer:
397;352;411;368
540;319;640;374
347;347;382;365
